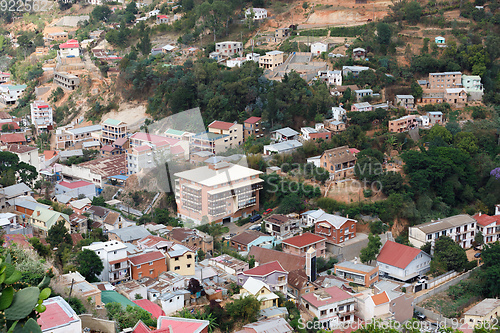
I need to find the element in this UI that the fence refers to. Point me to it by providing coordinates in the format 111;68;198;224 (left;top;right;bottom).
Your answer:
414;267;479;304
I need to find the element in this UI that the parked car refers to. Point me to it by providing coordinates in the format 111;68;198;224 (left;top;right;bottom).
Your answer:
414;312;426;321
263;208;273;215
249;225;261;231
474;252;481;258
249;214;261;223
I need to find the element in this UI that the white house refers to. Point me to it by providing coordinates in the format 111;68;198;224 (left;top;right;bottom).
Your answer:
148;9;160;18
0;84;27;105
37;296;82;333
331;106;346;122
376;240;431;281
246;53;260;62
271;127;299;142
159;291;188;315
57;39;80;59
418;115;430;127
342;65;370;77
327;70;342;86
408;214;476;249
215;41;243;56
4;144;40;172
301;286;356;330
83;240;130;284
245;8;268;20
311;42;329;55
226;57;248;68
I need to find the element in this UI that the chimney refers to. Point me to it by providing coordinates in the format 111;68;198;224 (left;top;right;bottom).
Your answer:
346;214;349;219
169;325;173;333
305;247;317;282
37;211;41;216
479;212;482;216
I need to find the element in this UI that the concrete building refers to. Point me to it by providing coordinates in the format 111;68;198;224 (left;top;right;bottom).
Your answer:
57;39;80;60
59;271;102;307
4;144;40;172
319;146;357;180
126;141;171;175
165;243;195;276
462;74;484;100
395;95;414;109
464;299;500;327
435;36;445;45
37;297;82;333
226;57;248;68
342;66;369;77
327;70;342;86
301;286;356;330
164;227;214;255
30;100;53;134
263;140;302;155
408;214;476;249
209;254;249;275
472;212;500;244
83;240;130;284
444;88;467;105
54;72;80;90
388;115;418;133
230;230;276;252
428;72;462;89
271;127;299;142
352;47;366;60
55;180;96;199
215;41;243;56
300;127;331;142
264;214;300;239
243;116;263;139
0;84;27;105
245;7;268;20
334;261;379;287
355;89;373;102
237;277;280;310
351;102;372;112
330;106;346;122
56;124;101;149
190;131;233;155
282;232;326;258
208;121;243;147
158;291;187;315
311;42;330;55
101;118;127;145
427;111;443;125
174;162;263;224
259;51;284;70
377;241;432;281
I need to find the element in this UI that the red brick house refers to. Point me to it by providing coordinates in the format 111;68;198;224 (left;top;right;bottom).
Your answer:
128;251;167;280
314;212;357;245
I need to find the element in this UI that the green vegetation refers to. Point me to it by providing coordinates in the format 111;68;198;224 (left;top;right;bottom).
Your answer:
0;151;38;187
105;303;157;330
360;233;382;264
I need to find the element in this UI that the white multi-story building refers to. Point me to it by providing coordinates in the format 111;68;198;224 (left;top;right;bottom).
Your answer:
30;100;53;134
301;286;356;330
462;74;484;101
246;53;260;62
215;41;243;56
408;214;476;249
245;8;268;20
327;70;342;86
57;39;80;60
126;141;171;175
472;210;500;244
83;240;130;284
0;84;27;105
331;106;346;122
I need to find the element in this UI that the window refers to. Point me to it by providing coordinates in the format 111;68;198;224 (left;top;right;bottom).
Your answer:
175;257;179;261
187;264;191;268
174;266;180;270
187;254;192;259
138;273;142;278
149;262;153;266
137;265;141;269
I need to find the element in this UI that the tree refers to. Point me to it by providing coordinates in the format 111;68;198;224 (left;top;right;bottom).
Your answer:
47;220;72;249
225;296;260;323
432;236;467;272
404;1;422;24
277;193;305;214
187;278;203;294
314;167;330;184
427;125;452;144
474;231;484;247
477;242;500;297
106;303;157;329
197;249;205;261
28;237;50;257
75;249;104;282
377;22;392;45
91;5;112;23
411;81;423;99
360;233;382;264
454;132;478;155
421;242;432;255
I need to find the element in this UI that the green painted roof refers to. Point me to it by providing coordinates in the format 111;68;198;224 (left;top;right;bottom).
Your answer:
101;291;137;308
8;85;27;90
32;207;69;230
102;119;124;126
165;128;185;136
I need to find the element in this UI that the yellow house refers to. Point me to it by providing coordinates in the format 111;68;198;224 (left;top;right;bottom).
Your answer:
30;207;70;236
464;299;500;327
166;244;195;276
238;277;279;309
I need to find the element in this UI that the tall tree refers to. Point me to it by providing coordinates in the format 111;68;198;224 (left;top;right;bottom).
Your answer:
75;249;104;282
360;233;382;264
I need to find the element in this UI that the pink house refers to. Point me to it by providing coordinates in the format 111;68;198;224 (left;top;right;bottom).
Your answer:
351;102;372;112
282;232;327;258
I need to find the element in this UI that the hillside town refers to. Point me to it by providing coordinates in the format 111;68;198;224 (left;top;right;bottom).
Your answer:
0;0;499;332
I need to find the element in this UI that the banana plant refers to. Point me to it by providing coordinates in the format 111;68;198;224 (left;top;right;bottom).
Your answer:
0;254;51;333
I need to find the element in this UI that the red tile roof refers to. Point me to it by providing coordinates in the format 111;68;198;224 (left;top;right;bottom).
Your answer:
282;232;326;248
248;246;305;272
472;213;500;227
133;299;165;319
58;180;93;189
0;133;26;143
371;291;389;305
377;241;422;269
6;144;36;154
44;150;59;160
208;120;235;130
242;260;286;276
4;234;33;249
113;137;128;146
244;116;261;124
128;251;165;266
301;286;353;308
101;145;117;152
132;321;151;333
138;235;173;248
59;39;79;49
158;317;208;333
37;301;75;330
70;233;83;246
109;257;128;265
